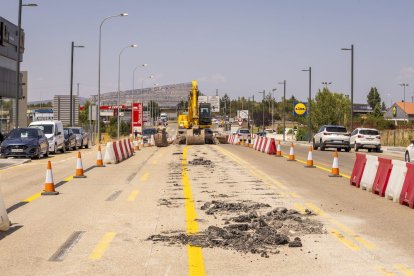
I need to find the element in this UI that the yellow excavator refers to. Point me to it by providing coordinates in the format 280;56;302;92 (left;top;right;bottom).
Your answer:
178;80;212;145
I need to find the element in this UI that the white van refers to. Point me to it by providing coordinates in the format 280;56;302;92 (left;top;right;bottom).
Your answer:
29;120;65;154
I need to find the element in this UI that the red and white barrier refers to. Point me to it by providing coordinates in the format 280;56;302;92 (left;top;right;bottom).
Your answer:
360;155;379;192
253;137;259;149
103;139;135;165
350;153;414;209
261;138;268;152
264;138;276;155
385;160;408;202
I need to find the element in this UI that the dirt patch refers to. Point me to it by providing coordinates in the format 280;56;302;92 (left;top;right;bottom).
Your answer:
148;202;324;257
189;158;213;166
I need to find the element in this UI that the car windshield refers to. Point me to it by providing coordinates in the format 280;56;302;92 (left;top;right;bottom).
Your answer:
8;129;38;139
32;124;54;134
238;129;250;134
143;129;156;135
64;129;70;135
360;129;379;135
326;127;347;133
71;128;80;134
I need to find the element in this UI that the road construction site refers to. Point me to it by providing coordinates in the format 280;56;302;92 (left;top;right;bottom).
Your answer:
1;124;414;275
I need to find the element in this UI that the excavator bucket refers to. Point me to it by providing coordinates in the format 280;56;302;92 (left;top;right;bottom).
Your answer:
185;129;205;145
154;128;169;147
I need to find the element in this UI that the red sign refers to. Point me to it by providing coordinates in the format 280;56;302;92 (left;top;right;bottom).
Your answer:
131;102;143;134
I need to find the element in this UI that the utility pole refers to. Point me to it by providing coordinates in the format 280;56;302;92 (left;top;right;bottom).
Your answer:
258;90;265;132
302;67;312;142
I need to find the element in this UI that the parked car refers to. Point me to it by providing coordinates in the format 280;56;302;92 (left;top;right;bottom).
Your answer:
236;128;251;141
63;128;77;151
256;131;267;137
350;128;381;152
142;128;157;143
69;127;89;149
405;140;414;162
313;125;351;152
29;120;65;154
0;128;49;159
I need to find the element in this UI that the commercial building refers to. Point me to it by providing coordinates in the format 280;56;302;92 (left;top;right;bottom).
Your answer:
384;102;414;122
0;16;26;129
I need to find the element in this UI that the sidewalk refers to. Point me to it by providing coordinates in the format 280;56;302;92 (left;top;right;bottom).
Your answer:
0;158;31;170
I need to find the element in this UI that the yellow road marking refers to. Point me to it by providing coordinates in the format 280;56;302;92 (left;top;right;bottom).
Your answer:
140;172;149;182
23;192;41;202
305;202;328;217
293;203;307;214
182;146;205;275
329;228;361;251
64;176;74;181
127;190;139;201
375;266;395;276
394;264;414;276
89;232;116;260
331;220;375;250
290;192;301;198
151;159;158;165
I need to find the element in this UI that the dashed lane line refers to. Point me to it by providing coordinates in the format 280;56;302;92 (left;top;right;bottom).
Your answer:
182;146;206;276
140;172;149;182
127;190;139;202
394;264;414;276
375;266;395;276
329;228;361;251
89;232;117;260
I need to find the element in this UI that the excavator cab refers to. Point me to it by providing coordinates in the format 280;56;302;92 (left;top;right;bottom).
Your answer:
199;103;212;127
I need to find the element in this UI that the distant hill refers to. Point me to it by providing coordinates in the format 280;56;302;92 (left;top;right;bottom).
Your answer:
29;97;89;106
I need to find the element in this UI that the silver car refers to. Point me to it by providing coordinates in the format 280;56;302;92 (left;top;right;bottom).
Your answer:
313;125;351;152
69;127;89;149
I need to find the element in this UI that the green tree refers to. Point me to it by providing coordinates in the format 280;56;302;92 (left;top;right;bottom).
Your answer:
372;102;383;117
79;101;90;125
367;87;381;110
312;88;351;128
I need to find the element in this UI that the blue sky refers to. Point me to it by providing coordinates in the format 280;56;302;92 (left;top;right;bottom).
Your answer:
2;0;414;105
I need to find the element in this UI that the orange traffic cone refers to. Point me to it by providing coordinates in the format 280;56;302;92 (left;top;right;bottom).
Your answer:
329;150;342;177
96;145;104;167
276;140;282;157
287;143;295;161
74;152;87;178
41;161;59;195
305;146;315;168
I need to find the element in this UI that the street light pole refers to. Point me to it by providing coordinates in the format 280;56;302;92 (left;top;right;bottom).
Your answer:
258;90;265;131
98;13;128;143
117;44;138;140
302;67;312;142
141;75;154;125
399;83;409;114
70;42;84;127
271;88;276;131
341;44;354;130
16;1;37;128
278;80;286;141
132;64;147;103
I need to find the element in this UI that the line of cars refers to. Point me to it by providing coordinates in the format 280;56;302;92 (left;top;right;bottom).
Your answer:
0;120;89;159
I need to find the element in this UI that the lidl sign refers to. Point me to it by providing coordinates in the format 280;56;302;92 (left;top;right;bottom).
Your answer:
293;102;307;116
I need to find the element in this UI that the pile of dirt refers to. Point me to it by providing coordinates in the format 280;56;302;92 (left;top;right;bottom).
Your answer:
201;200;270;215
148;202;324;257
189;158;212;166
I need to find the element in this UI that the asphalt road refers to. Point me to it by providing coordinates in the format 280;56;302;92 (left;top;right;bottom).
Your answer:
0;129;413;275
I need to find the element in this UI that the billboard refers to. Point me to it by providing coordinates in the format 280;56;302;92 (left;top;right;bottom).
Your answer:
237;110;249;119
293;102;307;116
131;102;143;134
199;95;220;113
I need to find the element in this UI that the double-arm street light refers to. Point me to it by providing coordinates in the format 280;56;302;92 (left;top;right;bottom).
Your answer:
258;90;265;131
322;81;332;89
341;44;354;131
400;83;409;112
97;13;128;142
278;80;286;141
16;1;37;128
302;67;312;142
117;44;138;139
70;42;84;126
132;64;148;103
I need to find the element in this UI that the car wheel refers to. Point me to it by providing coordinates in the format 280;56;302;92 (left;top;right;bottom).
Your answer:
72;143;77;151
34;146;41;159
376;147;381;153
312;140;318;150
405;152;410;162
44;148;49;158
368;149;372;153
54;144;58;154
320;141;325;151
345;147;351;152
85;140;89;149
354;143;359;152
60;144;66;153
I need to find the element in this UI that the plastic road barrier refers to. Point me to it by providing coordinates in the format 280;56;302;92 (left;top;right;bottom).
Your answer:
104;142;117;164
360;155;379;191
385;160;408;203
372;158;393;197
261;138;268;152
350;153;367;188
0;188;10;231
115;141;123;162
400;163;414;208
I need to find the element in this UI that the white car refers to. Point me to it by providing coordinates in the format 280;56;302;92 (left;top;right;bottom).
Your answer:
350;128;381;152
405;141;414;162
313;125;351;152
